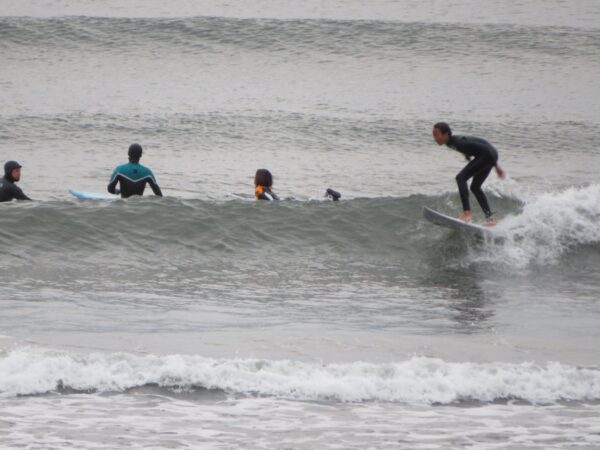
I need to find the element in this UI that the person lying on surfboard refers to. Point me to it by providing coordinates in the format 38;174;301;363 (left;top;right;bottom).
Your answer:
253;170;341;202
254;169;279;201
0;160;31;202
432;122;506;226
107;144;163;198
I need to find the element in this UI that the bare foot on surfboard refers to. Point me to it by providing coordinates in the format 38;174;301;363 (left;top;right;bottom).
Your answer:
457;211;472;223
484;217;497;227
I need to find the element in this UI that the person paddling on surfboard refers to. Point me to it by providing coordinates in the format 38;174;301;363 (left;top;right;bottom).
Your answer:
108;144;163;198
0;160;31;202
254;169;279;201
432;122;505;226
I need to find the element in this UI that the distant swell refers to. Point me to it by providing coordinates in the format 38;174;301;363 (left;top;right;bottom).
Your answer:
1;17;599;60
1;349;599;404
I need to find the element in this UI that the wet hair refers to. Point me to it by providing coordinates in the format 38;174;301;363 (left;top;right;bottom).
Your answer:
433;122;452;136
128;143;143;163
254;169;273;188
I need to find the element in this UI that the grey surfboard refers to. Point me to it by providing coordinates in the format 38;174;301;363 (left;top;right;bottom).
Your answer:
423;206;493;238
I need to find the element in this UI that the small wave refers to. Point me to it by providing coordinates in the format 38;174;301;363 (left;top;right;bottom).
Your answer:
1;348;599;404
4;189;597;270
0;195;441;258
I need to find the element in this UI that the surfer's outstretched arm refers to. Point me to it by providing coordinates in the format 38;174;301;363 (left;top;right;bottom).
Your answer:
495;164;506;179
11;184;31;201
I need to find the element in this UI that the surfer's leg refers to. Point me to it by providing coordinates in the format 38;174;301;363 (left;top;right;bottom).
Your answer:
470;164;494;218
455;158;485;214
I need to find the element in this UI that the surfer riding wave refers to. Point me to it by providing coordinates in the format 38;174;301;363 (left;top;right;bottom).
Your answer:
432;122;506;226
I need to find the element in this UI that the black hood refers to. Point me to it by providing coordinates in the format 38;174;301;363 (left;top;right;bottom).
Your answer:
4;160;22;182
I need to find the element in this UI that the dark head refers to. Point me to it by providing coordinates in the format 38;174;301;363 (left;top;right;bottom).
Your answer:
433;122;452;145
325;188;341;201
254;169;273;188
128;143;143;163
4;160;22;182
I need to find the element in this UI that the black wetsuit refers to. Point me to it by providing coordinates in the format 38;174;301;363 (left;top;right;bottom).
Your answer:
0;176;31;202
447;135;498;218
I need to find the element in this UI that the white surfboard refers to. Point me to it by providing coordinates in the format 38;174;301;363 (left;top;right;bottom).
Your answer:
423;206;493;238
69;189;117;200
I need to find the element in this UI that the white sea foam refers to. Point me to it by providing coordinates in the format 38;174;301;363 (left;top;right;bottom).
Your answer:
481;184;600;267
1;348;599;404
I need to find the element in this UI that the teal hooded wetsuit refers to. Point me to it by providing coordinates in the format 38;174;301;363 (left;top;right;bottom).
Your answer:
107;162;162;198
107;143;163;198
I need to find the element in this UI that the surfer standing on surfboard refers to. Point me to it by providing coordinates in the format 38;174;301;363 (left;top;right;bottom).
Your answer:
432;122;505;226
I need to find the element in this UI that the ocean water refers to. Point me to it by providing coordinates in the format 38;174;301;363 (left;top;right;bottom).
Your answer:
1;1;600;448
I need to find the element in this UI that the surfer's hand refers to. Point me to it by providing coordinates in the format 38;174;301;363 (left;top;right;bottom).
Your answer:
495;165;506;179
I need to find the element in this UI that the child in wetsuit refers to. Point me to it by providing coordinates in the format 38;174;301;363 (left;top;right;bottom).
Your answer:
254;169;279;201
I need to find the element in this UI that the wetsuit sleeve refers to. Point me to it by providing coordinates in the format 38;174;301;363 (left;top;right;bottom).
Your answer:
147;170;163;197
107;168;119;194
11;184;31;200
